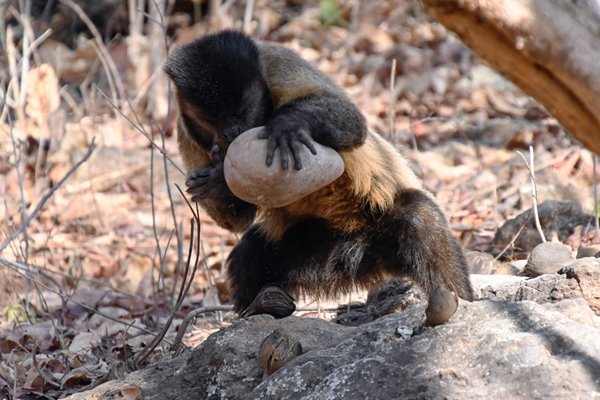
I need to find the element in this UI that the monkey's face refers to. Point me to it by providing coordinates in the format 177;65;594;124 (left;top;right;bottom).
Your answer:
165;31;274;153
214;78;273;146
173;77;272;154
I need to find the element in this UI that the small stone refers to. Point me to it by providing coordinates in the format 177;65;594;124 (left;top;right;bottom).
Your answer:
491;262;521;276
465;251;494;274
224;127;345;208
523;242;574;277
576;245;600;259
258;329;303;377
395;325;414;339
425;287;459;326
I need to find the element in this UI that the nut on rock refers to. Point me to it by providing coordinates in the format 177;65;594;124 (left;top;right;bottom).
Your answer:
224;127;345;208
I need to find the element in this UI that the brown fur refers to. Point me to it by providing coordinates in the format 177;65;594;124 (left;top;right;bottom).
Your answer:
257;42;345;107
167;31;474;313
257;131;423;241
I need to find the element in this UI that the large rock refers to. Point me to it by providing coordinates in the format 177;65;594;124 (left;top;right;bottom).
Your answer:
561;258;600;315
224;127;345;208
66;297;600;399
492;200;595;258
471;273;582;303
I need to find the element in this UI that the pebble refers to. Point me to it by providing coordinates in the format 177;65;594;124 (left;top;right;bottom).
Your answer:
523;242;574;277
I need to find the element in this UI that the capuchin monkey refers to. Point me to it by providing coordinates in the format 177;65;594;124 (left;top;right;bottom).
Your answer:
165;30;473;317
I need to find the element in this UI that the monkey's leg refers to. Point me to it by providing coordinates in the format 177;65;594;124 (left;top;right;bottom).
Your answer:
226;225;278;314
227;219;360;316
372;189;474;302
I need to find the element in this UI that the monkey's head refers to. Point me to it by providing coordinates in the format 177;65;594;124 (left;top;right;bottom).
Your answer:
165;30;273;152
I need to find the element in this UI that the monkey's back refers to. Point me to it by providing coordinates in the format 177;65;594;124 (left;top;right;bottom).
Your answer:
256;131;423;241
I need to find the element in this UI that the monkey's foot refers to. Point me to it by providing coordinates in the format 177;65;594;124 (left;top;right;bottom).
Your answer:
240;285;296;318
425;287;459;326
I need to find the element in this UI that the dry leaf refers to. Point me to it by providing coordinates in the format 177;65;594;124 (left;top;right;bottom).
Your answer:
25;64;60;129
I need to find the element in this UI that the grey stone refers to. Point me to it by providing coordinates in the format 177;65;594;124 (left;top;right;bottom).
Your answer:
465;250;494;274
576;245;600;259
67;298;600;399
560;258;600;315
523;242;574;277
223;127;345;208
471;273;582;303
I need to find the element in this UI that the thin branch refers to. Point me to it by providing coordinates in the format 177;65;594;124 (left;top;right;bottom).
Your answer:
135;218;200;366
388;58;397;142
0;257;165;339
98;89;186;176
593;154;599;233
5;72;30;269
58;0;125;102
32;346;62;389
516;146;546;243
0;138;97;254
493;209;533;261
243;0;255;33
171;305;234;355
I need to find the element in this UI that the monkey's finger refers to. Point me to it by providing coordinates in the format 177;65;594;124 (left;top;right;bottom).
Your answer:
288;139;304;170
298;134;317;155
210;145;222;163
279;147;290;170
186;168;211;180
186;184;208;195
186;174;214;190
186;174;210;187
257;130;269;140
265;135;279;167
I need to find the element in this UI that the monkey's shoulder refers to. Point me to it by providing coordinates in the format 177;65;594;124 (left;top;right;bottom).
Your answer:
256;41;347;106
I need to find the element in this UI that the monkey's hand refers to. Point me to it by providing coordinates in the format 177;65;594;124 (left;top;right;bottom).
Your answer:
260;114;317;170
185;145;231;202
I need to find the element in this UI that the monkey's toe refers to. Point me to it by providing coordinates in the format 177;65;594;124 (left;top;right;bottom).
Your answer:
240;285;296;319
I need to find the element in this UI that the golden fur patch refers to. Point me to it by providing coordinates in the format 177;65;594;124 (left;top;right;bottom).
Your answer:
258;42;344;107
177;120;211;171
259;131;422;240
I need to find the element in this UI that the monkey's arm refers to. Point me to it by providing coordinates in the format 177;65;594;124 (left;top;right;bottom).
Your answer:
178;122;257;232
258;43;367;170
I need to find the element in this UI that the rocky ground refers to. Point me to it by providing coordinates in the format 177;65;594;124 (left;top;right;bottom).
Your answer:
66;261;600;399
1;0;599;398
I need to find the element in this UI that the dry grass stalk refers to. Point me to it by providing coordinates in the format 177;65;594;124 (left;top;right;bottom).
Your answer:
517;146;546;243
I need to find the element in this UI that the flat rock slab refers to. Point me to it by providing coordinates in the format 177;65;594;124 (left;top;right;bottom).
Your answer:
471;273;582;303
67;298;600;399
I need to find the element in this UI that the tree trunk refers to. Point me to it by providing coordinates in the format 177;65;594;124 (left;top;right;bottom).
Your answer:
422;0;600;154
